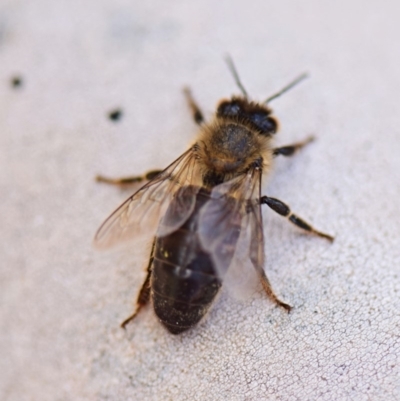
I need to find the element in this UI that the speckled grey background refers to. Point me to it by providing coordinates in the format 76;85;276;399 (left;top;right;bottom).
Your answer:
1;1;399;400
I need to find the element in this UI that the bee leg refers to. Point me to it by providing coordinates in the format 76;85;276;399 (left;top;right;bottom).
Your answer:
183;87;204;125
121;240;155;329
260;196;334;242
272;136;315;157
258;270;292;312
96;170;162;186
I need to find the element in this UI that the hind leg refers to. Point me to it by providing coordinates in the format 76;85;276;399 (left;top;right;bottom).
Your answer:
121;240;155;329
257;269;292;312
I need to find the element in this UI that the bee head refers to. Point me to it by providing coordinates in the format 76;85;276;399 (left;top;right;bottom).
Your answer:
216;98;278;136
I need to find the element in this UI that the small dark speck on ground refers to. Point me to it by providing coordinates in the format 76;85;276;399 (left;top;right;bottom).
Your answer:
108;108;123;122
11;76;23;89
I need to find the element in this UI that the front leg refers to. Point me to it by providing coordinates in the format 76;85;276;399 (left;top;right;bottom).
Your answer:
273;136;315;157
183;87;205;125
261;196;334;242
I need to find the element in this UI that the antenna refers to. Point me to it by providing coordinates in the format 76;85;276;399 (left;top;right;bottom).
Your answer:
225;55;248;98
264;72;309;103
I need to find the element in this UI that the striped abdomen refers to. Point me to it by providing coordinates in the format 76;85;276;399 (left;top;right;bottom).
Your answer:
151;190;222;334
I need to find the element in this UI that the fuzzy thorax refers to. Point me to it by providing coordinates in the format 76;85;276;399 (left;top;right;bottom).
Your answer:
195;118;273;185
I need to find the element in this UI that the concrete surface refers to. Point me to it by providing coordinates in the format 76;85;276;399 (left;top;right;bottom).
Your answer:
1;0;399;400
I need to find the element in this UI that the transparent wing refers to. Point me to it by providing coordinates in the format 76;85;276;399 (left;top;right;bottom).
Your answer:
246;171;266;282
94;147;201;249
198;166;264;297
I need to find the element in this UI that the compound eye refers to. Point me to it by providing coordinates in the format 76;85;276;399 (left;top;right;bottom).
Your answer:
250;114;278;135
217;101;242;117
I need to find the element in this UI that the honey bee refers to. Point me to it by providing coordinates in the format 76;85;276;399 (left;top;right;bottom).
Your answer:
94;57;334;334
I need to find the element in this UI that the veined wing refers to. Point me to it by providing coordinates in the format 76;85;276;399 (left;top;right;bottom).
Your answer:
94;146;202;249
197;164;265;295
